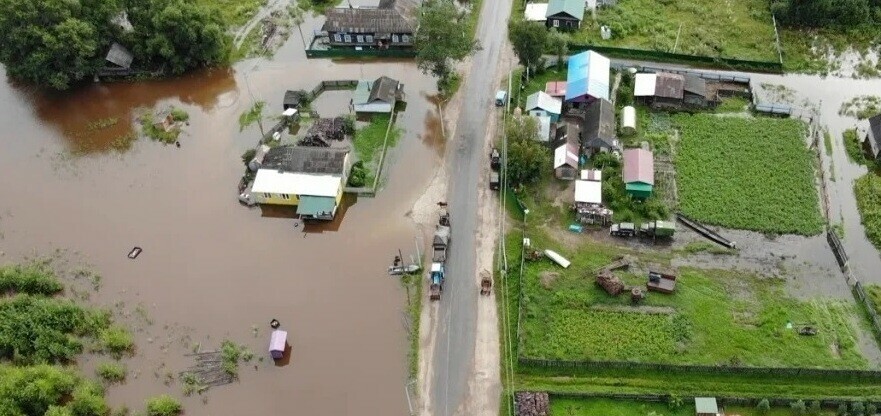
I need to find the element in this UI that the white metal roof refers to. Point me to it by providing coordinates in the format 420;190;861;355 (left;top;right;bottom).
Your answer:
553;143;579;169
574;180;602;204
251;169;341;197
580;169;602;181
430;263;442;272
526;91;562;115
524;3;549;21
534;115;552;141
634;73;657;97
282;108;298;117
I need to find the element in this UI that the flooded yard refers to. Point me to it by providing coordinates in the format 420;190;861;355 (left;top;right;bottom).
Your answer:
0;29;440;415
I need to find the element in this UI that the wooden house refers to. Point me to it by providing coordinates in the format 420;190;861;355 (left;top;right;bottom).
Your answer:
545;0;584;30
322;2;415;50
565;50;610;106
581;98;618;154
525;91;562;122
634;72;713;110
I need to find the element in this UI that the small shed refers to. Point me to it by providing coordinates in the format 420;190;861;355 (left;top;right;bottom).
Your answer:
105;42;133;69
545;81;567;98
524;3;549;21
574;180;601;204
621;106;636;135
525;91;562;122
533;115;552;142
353;76;402;113
633;73;657;98
553;143;579;180
269;329;288;359
283;90;308;110
622;148;654;198
864;113;881;162
695;397;719;416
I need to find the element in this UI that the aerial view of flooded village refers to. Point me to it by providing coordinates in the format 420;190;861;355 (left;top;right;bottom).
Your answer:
4;0;881;415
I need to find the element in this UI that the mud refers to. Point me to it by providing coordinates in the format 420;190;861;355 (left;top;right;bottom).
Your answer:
0;26;440;416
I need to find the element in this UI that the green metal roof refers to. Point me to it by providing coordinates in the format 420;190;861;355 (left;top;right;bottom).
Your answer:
297;195;337;216
695;397;719;413
352;80;371;105
546;0;585;20
625;182;653;192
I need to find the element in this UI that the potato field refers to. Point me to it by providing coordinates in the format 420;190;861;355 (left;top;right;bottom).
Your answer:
673;114;823;235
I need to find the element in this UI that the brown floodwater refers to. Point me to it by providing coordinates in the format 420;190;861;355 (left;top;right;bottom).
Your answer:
0;26;441;415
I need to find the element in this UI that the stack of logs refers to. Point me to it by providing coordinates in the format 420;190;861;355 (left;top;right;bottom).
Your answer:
515;392;549;416
596;270;624;296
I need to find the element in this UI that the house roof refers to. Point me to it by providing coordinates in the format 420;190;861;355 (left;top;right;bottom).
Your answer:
684;75;707;97
654;72;685;99
251;170;342;197
566;50;610;101
545;81;567;97
633;73;657;97
297;195;338;216
533;115;552;141
524;3;549;21
554;143;579;169
284;90;307;106
353;81;372;105
574;180;602;204
262;145;349;175
868;114;881;152
582;98;616;145
369;76;400;103
526;91;562;115
623;148;654;185
321;7;414;34
581;169;602;181
695;397;719;414
105;42;133;69
253;145;271;164
546;0;585;20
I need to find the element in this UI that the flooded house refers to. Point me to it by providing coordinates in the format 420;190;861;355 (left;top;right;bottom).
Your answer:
553;142;580;180
525;91;563;122
353;76;403;113
321;1;415;50
252;146;351;220
283;90;308;110
545;0;584;30
581;98;618;154
622;148;654;198
565;50;610;107
863;113;881;162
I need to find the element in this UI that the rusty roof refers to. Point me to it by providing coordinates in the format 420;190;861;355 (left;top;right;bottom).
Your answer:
654;73;684;99
322;7;414;34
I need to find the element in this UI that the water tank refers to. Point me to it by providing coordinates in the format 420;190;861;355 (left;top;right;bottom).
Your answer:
621;106;636;135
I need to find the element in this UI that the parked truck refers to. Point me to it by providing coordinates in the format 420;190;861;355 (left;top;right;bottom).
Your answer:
429;212;451;301
490;148;501;171
640;220;676;239
610;222;636;237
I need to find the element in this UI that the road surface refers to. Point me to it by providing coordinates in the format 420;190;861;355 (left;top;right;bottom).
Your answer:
431;0;513;415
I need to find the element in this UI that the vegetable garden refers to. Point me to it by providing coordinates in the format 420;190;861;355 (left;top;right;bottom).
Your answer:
673;114;823;235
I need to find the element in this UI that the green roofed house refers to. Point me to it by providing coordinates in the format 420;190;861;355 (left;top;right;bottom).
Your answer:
545;0;584;30
623;148;654;198
694;397;720;416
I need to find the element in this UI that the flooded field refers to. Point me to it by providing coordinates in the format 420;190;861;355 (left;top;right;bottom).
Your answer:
0;26;441;416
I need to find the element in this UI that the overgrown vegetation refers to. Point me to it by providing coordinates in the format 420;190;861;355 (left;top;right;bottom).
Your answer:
139;107;187;143
352;114;400;186
867;285;881;313
854;173;881;252
347;161;368;188
99;326;135;358
674;114;823;235
145;394;182;416
590;151;669;223
843;128;871;166
680;241;737;255
839;96;881;120
415;0;479;95
0;262;64;296
96;362;127;384
715;96;751;113
220;340;253;377
506;116;551;187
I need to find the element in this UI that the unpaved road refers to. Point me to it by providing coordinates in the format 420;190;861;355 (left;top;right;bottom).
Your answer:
425;0;513;415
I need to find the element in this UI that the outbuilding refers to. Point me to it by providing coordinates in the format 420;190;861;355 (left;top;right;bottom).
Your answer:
532;115;552;142
863;113;881;162
545;0;584;30
545;81;567;98
622;148;654;198
566;50;610;105
553;143;580;180
525;91;563;122
694;397;720;416
581;98;618;154
353;76;403;113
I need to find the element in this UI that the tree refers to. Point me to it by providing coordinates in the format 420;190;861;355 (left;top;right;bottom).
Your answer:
838;403;849;416
415;0;479;94
127;0;228;75
808;400;822;415
791;400;807;415
771;0;874;27
852;401;866;416
506;116;550;186
239;101;267;136
867;403;877;415
508;20;547;71
547;28;569;71
757;399;771;415
289;4;307;49
0;0;121;89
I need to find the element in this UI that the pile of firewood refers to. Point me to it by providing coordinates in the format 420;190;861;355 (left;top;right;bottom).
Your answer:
306;117;347;142
515;392;549;416
596;270;625;296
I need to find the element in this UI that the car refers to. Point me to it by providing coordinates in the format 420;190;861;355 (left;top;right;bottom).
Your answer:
490;148;501;170
495;90;508;107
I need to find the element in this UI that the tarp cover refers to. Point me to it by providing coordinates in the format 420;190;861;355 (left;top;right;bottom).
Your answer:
269;330;287;353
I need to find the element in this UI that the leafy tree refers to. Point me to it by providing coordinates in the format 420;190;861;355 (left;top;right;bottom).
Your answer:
289;4;307;49
791;400;807;415
547;28;569;71
867;403;877;415
808;400;822;415
839;403;849;416
771;0;874;27
239;100;267;135
0;0;121;89
127;0;228;75
852;401;866;416
415;0;479;94
757;398;771;415
506;116;550;186
508;20;547;71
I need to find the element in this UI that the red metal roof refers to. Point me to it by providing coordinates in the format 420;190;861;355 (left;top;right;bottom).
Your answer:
545;81;567;97
623;148;654;185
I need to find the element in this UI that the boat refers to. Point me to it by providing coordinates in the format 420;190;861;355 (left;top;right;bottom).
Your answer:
544;249;571;268
388;264;422;276
127;247;142;259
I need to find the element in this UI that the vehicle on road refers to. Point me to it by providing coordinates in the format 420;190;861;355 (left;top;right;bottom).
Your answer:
490;148;500;171
480;271;492;295
430;212;451;301
639;220;676;239
429;262;445;301
495;90;507;107
610;222;636;237
490;171;500;191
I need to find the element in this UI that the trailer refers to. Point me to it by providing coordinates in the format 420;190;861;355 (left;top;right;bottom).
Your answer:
610;222;636;237
432;225;450;263
640;220;675;239
490;172;500;191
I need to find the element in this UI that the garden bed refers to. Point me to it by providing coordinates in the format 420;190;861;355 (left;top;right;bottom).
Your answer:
352;114;401;187
518;230;867;368
674;114;823;235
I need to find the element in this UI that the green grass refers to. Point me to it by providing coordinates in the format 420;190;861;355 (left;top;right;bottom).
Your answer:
512;67;565;113
196;0;266;28
551;397;693;416
868;285;881;313
781;26;881;74
519;228;866;368
674;114;823;235
99;326;135;357
95;362;127;384
855;173;881;253
403;273;422;379
145;395;182;416
839;96;881;120
844;128;871;166
824;129;834;156
680;241;737;255
353;114;401;186
566;0;777;62
715;96;751;113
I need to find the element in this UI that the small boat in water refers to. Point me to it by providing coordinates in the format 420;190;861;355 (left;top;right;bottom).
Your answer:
388;264;421;276
544;249;570;268
127;247;142;259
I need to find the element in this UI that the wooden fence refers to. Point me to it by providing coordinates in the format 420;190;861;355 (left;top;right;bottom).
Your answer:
307;80;358;102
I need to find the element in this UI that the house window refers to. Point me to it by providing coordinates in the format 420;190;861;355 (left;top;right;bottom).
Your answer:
552;19;559;27
356;35;364;43
392;34;400;43
366;35;374;43
333;34;342;42
281;194;290;200
263;193;272;199
401;34;410;43
344;34;352;43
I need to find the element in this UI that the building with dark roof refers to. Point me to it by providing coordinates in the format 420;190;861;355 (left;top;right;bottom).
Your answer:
864;114;881;162
262;145;349;174
545;0;584;30
634;72;717;110
353;76;403;113
581;98;618;153
322;1;415;49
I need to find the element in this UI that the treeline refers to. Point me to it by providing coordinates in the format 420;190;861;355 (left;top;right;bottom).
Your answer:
0;0;228;90
771;0;881;27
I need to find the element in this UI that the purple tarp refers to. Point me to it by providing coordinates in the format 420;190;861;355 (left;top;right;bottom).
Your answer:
269;329;287;359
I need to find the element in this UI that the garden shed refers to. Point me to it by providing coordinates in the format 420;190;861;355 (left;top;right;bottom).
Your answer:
525;91;562;122
581;98;618;153
565;50;610;104
283;90;308;110
553;143;579;180
545;0;584;30
863;113;881;162
532;115;552;142
622;148;654;198
694;397;719;416
353;76;402;113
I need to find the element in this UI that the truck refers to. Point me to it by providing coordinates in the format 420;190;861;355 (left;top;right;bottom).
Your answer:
490;148;501;171
490;171;500;191
610;222;636;237
429;212;450;301
639;220;675;239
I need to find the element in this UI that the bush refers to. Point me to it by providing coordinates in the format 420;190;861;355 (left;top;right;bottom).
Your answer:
342;115;355;135
854;174;881;252
852;401;866;416
99;327;134;357
241;148;257;166
96;362;126;383
0;295;100;363
808;400;822;414
839;403;849;415
68;383;109;416
170;108;189;122
0;263;64;296
867;403;877;414
145;395;182;416
791;399;807;415
757;398;770;414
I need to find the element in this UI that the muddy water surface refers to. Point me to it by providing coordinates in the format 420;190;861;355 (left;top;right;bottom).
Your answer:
0;30;441;415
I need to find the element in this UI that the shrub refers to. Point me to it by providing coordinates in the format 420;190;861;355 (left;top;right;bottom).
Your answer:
100;327;134;357
839;403;849;415
852;401;865;416
342;115;355;135
68;383;109;416
241;148;257;166
0;295;96;363
791;399;807;415
757;398;770;414
867;403;877;414
0;263;64;296
808;400;822;414
170;108;189;122
145;395;182;416
96;362;126;383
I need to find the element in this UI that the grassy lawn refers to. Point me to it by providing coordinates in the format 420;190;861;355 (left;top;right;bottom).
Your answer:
674;114;823;235
781;27;881;74
569;0;778;62
197;0;267;28
518;228;867;368
353;114;400;186
844;129;871;166
855;173;881;252
868;285;881;313
549;397;840;416
511;67;566;113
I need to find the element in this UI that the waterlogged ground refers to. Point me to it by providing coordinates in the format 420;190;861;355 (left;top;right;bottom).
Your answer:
0;18;445;416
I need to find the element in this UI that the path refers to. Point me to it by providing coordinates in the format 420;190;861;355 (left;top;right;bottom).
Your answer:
232;0;291;50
